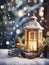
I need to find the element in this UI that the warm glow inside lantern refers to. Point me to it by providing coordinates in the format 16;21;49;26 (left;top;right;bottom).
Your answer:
28;30;38;51
24;15;44;52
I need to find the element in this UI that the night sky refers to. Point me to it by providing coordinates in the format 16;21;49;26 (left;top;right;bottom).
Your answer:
0;0;47;48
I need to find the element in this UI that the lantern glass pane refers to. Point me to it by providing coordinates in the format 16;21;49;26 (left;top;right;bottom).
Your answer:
27;31;38;51
28;40;37;51
29;31;37;40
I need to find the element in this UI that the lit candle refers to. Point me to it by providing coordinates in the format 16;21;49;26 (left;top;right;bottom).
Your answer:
32;41;37;51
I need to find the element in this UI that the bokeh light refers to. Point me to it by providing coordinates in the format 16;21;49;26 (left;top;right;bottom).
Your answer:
1;43;2;45
27;13;30;16
39;10;44;17
12;21;15;23
47;31;49;36
4;22;7;24
10;32;13;35
9;21;13;24
1;32;3;35
23;7;27;11
28;0;31;3
16;24;19;27
39;0;44;2
13;27;16;30
40;7;44;11
17;10;25;17
6;41;10;45
34;0;37;3
41;17;44;20
16;29;21;34
15;0;23;4
40;20;42;23
0;5;4;9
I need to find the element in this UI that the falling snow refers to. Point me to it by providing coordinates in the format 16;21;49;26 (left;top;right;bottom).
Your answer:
0;0;44;48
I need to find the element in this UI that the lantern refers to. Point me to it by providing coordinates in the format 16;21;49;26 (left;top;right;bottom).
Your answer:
24;15;44;58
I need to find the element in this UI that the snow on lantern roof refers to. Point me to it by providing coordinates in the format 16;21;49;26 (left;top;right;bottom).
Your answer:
24;15;44;30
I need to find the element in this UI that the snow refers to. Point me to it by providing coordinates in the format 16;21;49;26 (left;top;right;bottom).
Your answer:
24;21;44;30
24;15;44;30
0;49;49;65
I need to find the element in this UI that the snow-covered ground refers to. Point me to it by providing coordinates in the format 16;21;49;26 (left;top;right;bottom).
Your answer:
0;49;49;65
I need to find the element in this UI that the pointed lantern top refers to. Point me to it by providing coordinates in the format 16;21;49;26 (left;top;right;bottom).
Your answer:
24;14;44;30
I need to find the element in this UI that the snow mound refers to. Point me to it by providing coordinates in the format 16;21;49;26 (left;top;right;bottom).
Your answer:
0;49;49;65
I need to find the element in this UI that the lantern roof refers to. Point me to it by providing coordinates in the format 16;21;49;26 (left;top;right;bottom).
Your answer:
24;15;44;30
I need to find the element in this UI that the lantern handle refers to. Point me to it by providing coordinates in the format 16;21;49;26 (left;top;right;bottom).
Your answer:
31;14;38;20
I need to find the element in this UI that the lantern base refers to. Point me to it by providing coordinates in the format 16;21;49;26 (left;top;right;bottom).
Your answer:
21;51;40;59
